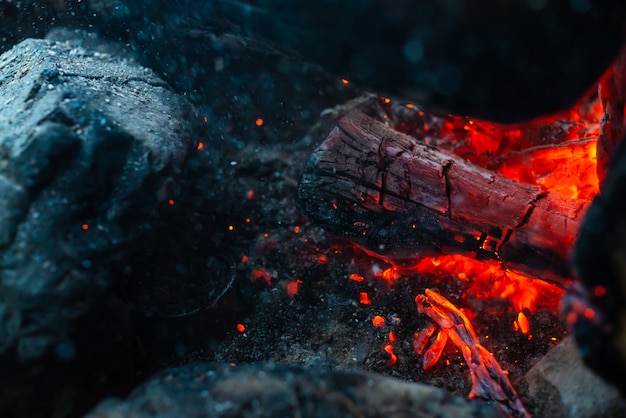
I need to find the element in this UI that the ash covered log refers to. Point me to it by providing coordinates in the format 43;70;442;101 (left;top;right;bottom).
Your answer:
299;111;587;285
0;37;192;417
86;362;500;418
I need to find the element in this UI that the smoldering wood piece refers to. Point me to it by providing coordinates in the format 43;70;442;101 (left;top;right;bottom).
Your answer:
416;289;530;418
86;362;500;418
299;111;588;285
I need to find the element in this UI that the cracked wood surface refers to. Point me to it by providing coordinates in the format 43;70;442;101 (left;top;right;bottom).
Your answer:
298;111;588;286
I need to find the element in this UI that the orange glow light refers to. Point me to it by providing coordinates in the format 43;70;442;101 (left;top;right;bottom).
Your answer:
196;142;204;150
584;308;596;320
422;330;449;370
593;285;607;297
359;292;372;305
286;279;302;299
251;269;272;286
400;254;564;315
377;267;400;285
349;273;365;282
168;199;175;206
81;223;89;230
255;118;264;126
383;344;397;367
236;323;246;333
516;312;530;335
372;315;386;328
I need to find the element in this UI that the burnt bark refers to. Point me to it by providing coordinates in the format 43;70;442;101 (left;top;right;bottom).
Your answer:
299;111;587;285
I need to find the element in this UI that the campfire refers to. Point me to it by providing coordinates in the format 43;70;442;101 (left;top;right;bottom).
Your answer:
3;3;626;418
294;53;623;417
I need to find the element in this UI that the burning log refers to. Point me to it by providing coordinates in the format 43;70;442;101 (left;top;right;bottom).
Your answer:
298;110;587;286
416;289;530;418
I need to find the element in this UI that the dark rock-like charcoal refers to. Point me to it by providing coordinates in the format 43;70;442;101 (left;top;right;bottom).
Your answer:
597;46;626;183
569;134;626;396
86;362;500;418
524;336;626;418
0;37;192;417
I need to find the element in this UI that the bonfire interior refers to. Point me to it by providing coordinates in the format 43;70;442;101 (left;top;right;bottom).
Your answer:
157;79;603;413
1;2;624;416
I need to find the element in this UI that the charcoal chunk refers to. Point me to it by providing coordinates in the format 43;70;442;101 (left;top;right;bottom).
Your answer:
0;37;192;417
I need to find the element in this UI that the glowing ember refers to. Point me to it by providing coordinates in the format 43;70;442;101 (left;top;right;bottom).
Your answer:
593;285;607;298
359;292;372;305
399;254;564;315
286;279;302;299
383;344;397;367
377;267;400;285
349;273;365;282
416;289;530;418
251;268;272;286
372;315;386;328
515;312;530;336
299;72;604;410
421;328;449;371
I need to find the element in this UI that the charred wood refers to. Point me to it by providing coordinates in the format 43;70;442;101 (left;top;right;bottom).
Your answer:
299;111;587;286
417;289;530;418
